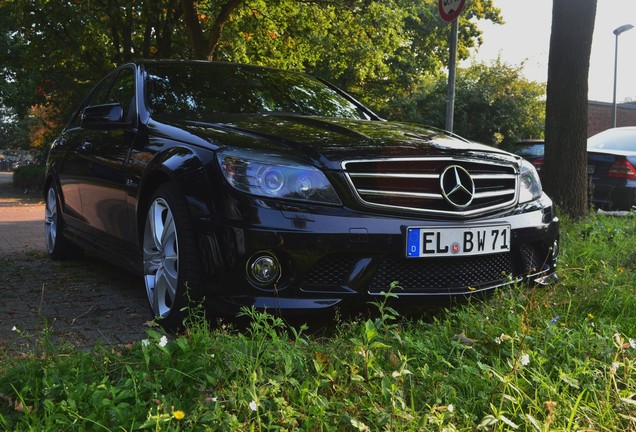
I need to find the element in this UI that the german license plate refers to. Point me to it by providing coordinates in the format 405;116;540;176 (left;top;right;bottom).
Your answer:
406;225;511;258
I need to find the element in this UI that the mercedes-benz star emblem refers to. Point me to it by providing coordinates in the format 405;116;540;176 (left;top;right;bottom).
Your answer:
440;165;475;208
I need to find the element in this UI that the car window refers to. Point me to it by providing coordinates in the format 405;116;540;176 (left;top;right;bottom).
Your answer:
516;144;544;157
588;129;636;151
67;73;117;129
81;67;135;122
144;63;367;120
85;73;117;108
108;68;135;121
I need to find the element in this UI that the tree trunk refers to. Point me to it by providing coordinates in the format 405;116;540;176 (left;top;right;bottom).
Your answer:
180;0;209;59
543;0;597;218
208;0;244;60
180;0;244;60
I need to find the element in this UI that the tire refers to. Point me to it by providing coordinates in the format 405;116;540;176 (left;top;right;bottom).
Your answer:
142;183;203;330
44;182;82;260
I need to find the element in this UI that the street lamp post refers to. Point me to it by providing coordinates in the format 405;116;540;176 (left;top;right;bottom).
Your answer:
612;24;634;128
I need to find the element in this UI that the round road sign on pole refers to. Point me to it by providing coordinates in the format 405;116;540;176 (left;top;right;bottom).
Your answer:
438;0;466;23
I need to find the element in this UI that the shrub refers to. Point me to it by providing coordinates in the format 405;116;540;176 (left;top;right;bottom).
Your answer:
12;164;45;193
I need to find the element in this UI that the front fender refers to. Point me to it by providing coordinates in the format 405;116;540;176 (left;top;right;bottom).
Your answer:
137;142;217;213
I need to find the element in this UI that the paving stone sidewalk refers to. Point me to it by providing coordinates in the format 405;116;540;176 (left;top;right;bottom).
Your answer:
0;174;150;352
0;196;44;256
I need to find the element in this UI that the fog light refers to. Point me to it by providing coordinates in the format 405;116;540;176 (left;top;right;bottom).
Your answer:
248;253;281;288
551;240;560;260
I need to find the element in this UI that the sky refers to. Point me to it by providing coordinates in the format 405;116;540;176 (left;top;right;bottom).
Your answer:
467;0;636;103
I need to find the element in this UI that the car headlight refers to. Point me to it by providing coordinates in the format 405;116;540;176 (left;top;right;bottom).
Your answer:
519;159;542;204
217;148;341;205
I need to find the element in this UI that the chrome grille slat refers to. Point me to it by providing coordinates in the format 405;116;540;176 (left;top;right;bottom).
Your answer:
474;190;515;199
358;189;443;199
350;173;439;179
343;157;518;217
472;174;517;180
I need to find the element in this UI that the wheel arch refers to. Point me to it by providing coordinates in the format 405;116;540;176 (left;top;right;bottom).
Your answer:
43;171;64;212
43;175;54;200
135;147;216;245
136;170;172;244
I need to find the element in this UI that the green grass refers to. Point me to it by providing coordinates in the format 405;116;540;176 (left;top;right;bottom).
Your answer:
1;212;635;431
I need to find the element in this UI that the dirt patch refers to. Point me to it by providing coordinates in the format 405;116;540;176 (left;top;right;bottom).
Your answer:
0;181;151;353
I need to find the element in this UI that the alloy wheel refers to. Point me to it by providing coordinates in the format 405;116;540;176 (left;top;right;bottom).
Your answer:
143;197;180;318
44;187;58;254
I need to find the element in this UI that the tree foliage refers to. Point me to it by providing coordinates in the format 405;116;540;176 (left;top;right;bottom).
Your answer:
0;0;502;147
390;59;546;146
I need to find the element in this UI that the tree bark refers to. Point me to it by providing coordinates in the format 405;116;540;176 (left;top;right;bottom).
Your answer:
180;0;244;60
208;0;244;60
180;0;209;59
543;0;597;218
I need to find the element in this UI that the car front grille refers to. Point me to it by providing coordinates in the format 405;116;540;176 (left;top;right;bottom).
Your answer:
342;157;518;217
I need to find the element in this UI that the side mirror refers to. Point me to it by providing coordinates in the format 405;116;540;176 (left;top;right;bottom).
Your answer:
80;103;128;129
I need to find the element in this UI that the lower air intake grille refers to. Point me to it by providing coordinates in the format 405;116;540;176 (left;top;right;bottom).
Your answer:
519;244;549;274
368;253;513;294
302;255;356;286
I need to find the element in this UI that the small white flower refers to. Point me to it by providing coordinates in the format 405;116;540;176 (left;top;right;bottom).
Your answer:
158;335;168;347
11;326;17;332
494;333;506;344
611;362;620;374
447;404;455;413
141;339;150;347
520;353;530;366
249;400;258;411
630;338;636;349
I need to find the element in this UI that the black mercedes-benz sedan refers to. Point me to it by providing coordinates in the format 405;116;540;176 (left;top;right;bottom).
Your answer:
44;61;559;328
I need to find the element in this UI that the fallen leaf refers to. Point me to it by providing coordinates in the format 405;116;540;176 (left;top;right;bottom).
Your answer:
453;332;477;347
14;400;32;413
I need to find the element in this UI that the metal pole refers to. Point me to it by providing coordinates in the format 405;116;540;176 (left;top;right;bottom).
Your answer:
611;24;634;128
445;18;458;133
612;32;619;128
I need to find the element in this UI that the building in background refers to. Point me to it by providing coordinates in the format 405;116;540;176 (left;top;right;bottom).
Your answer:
588;101;636;137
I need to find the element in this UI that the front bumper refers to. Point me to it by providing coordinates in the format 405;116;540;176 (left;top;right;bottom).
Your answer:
198;195;559;314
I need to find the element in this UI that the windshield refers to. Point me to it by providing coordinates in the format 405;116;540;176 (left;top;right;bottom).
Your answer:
144;63;368;120
515;143;544;157
588;128;636;152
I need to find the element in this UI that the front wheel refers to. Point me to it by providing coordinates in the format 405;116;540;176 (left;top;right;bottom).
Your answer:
142;183;203;330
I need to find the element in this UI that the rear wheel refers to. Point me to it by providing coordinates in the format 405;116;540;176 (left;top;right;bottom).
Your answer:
44;182;82;260
142;184;203;329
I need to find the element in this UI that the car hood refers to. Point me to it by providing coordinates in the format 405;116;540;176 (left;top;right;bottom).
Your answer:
150;114;517;169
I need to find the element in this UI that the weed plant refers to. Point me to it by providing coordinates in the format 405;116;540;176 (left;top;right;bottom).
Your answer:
0;212;635;430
